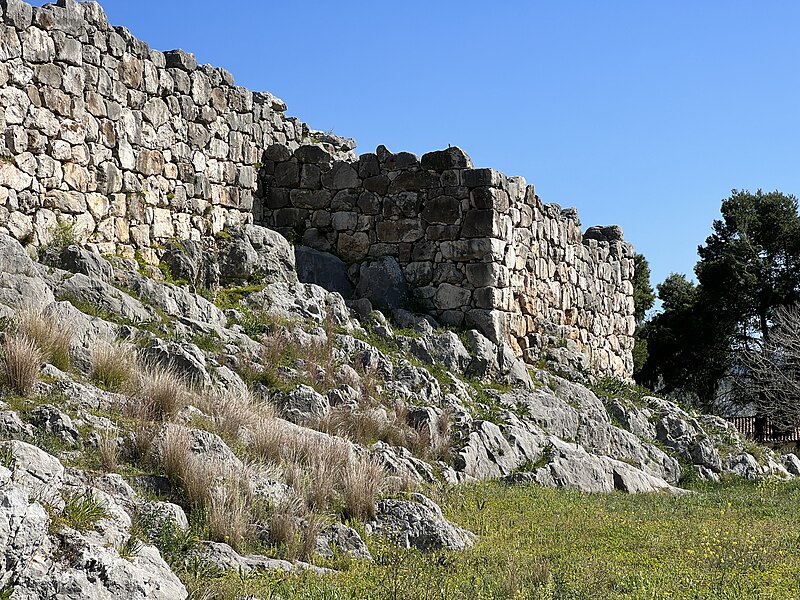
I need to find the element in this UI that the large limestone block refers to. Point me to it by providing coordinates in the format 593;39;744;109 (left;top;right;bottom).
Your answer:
294;245;353;297
420;147;473;172
354;256;409;310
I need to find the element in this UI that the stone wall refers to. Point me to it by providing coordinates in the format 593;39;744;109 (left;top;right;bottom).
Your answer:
0;0;354;265
259;145;636;379
0;0;635;379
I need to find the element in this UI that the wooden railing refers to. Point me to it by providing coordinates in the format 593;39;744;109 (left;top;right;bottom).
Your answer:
728;417;800;443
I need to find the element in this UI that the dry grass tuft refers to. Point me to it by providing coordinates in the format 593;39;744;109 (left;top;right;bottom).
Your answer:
207;484;251;550
98;430;119;472
341;455;385;521
160;426;214;507
268;493;310;560
159;425;253;550
194;387;277;442
247;415;385;520
131;422;157;464
0;334;43;396
317;400;452;462
133;362;190;421
91;340;137;391
16;307;73;371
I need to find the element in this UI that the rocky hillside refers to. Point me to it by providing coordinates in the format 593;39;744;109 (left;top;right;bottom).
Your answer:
0;226;797;599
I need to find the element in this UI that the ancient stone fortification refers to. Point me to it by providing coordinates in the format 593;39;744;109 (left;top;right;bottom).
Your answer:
260;146;635;378
0;0;354;265
0;0;634;379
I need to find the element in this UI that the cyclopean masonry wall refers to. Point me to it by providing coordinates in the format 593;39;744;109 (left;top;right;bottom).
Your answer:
259;145;636;379
0;0;354;265
0;0;635;379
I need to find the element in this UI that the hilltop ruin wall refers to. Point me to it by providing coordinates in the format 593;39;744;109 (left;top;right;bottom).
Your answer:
0;0;354;265
0;0;635;379
259;146;636;379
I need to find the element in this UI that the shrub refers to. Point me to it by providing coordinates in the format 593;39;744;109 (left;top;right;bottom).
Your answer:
15;307;73;372
91;341;137;391
0;334;42;396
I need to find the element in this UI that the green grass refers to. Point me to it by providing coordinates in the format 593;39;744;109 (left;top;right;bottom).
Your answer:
590;377;652;405
177;478;800;599
50;491;112;533
191;331;223;353
213;285;267;310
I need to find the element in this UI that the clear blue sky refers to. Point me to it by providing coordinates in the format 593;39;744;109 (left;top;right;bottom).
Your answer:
33;1;800;294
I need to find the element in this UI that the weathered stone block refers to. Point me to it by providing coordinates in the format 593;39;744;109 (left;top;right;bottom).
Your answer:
274;160;300;187
463;168;506;188
431;263;462;285
434;283;472;311
264;144;292;162
387;170;440;194
465;263;510;287
290;188;331;210
382;191;420;219
473;287;514;310
462;210;512;239
294;145;332;165
273;207;307;227
337;232;370;263
420;147;473;172
164;49;197;72
425;225;461;241
44;190;85;213
331;211;358;232
411;240;436;262
322;162;360;190
470;187;509;212
357;191;380;215
465;309;506;345
331;189;360;211
300;163;321;189
295;245;353;297
2;0;33;29
0;26;21;61
355;256;409;309
357;153;380;178
421;195;461;225
363;174;390;195
142;97;169;127
135;150;165;176
440;238;505;262
403;261;433;286
21;27;55;63
378;147;418;170
0;162;32;192
376;219;423;243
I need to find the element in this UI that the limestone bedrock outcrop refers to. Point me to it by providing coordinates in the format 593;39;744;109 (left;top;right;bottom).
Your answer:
0;220;793;598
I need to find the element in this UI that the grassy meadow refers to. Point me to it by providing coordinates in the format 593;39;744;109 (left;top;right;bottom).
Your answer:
182;478;800;600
